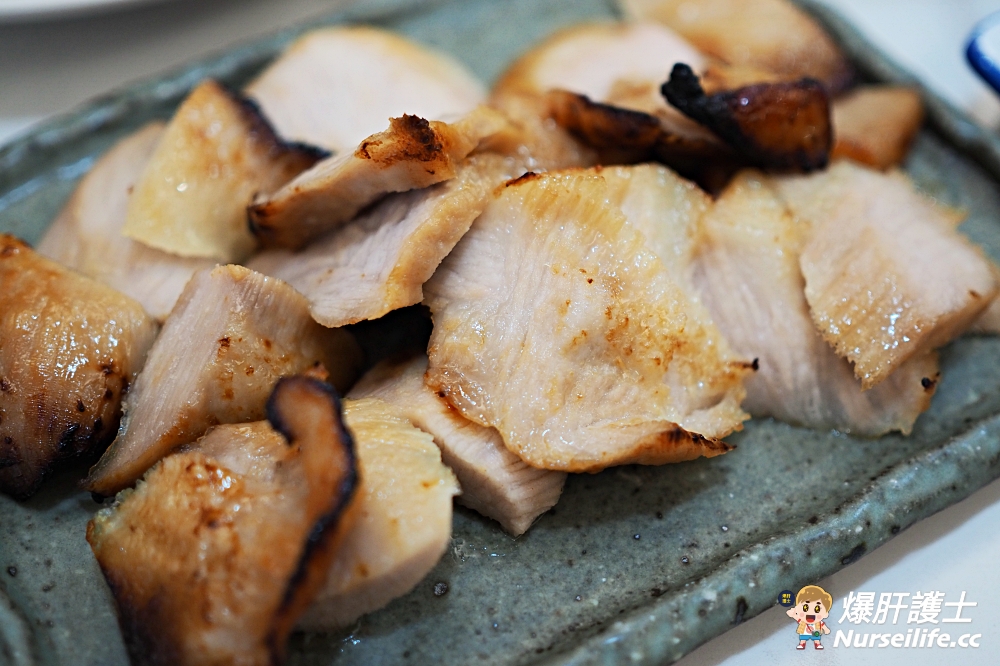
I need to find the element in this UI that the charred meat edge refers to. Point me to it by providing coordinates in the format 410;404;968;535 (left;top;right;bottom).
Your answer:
661;63;831;172
263;376;358;659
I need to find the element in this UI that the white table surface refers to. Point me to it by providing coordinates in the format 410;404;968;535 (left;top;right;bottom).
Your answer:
2;1;1000;664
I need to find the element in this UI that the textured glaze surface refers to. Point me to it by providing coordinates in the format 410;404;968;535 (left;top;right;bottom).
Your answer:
4;0;1000;665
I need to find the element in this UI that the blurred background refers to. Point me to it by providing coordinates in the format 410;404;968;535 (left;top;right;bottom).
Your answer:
2;0;999;664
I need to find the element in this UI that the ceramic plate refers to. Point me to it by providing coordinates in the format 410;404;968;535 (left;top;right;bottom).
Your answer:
4;0;1000;664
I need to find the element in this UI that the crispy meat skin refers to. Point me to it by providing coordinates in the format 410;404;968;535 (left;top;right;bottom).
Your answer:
424;170;749;472
84;265;362;495
662;64;831;171
300;397;459;629
87;376;358;665
347;354;565;536
248;107;507;250
249;153;520;328
123;79;324;262
0;236;158;499
38;123;216;322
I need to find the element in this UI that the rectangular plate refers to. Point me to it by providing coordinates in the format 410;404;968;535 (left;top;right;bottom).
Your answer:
3;0;1000;664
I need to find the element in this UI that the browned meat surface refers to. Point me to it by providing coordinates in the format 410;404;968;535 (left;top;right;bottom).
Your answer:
87;376;359;665
123;80;325;262
693;172;938;435
248;154;520;328
0;236;158;499
424;170;750;472
38;123;215;321
246;26;485;154
621;0;853;92
248;107;508;250
484;93;598;171
84;265;362;496
774;161;998;388
662;63;832;171
831;85;924;169
348;354;565;536
300;397;459;629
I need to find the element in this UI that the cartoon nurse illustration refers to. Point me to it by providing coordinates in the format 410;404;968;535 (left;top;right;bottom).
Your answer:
786;585;833;650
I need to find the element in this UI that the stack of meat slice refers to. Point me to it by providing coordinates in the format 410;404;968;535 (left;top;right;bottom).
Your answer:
10;1;1000;660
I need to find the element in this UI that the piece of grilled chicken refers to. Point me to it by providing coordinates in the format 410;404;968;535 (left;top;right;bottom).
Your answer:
424;170;751;472
249;153;521;328
348;354;566;536
620;0;853;93
300;397;459;629
830;85;924;170
598;163;709;285
248;106;509;250
693;172;939;435
773;161;998;389
246;26;486;154
87;376;359;666
84;265;362;496
38;123;215;321
492;22;723;166
0;236;159;499
122;79;325;262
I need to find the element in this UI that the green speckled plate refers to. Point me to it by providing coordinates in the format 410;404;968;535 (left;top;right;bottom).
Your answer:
4;1;1000;664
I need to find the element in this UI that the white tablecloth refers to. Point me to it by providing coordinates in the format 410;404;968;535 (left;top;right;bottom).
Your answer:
2;1;999;664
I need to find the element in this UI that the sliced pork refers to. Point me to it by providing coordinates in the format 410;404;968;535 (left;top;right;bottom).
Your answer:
693;172;938;435
348;354;565;536
248;106;508;250
249;153;520;327
38;123;215;321
621;0;853;92
774;162;998;388
246;26;485;154
831;85;924;169
300;397;459;629
424;170;750;472
123;80;325;262
87;375;359;665
0;236;158;499
84;265;362;495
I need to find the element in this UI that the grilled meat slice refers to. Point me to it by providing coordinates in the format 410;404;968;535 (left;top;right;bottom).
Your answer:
598;163;710;284
484;93;598;171
494;21;706;103
300;397;459;629
493;22;727;173
249;154;519;328
38;123;215;321
693;172;937;435
621;0;853;92
87;376;358;666
773;161;998;388
423;170;750;472
84;265;362;495
123;80;325;262
348;354;565;536
248;106;508;250
0;236;158;499
246;26;485;154
662;63;832;171
831;85;924;169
